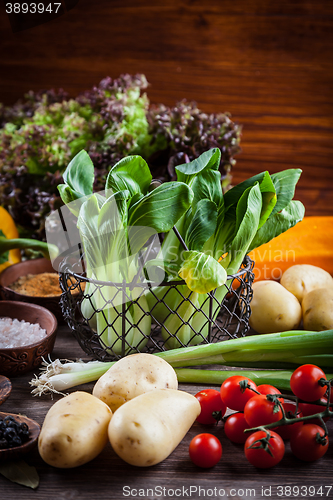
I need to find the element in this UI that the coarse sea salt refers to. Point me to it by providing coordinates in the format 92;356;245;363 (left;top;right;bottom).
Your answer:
0;317;47;349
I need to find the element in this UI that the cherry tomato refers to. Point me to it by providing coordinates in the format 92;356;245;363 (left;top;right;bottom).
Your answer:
224;412;251;443
194;389;227;424
290;424;329;462
290;364;327;402
189;433;222;468
275;402;303;441
244;394;283;428
244;430;285;468
257;384;284;403
220;375;258;412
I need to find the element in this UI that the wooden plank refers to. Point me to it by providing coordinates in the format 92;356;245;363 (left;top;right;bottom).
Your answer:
0;0;332;212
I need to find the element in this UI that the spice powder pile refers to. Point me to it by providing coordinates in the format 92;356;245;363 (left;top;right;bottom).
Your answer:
10;273;62;297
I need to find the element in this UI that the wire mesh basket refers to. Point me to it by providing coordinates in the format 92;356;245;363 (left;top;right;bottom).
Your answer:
59;253;255;361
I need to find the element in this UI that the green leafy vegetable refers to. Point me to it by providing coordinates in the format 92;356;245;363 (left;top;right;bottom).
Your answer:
0;460;39;489
179;250;227;294
58;151;193;355
58;145;304;353
147;149;304;349
0;75;241;239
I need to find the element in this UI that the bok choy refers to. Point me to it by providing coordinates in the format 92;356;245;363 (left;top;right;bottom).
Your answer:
57;151;193;355
147;148;305;349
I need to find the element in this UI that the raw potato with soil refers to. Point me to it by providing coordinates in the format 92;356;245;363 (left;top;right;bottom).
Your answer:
108;388;201;466
38;391;112;468
280;264;333;303
249;280;302;333
92;353;178;412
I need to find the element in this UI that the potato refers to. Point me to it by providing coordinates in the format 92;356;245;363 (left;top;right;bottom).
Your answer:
249;280;302;333
92;353;178;412
302;287;333;331
38;391;112;468
108;388;200;466
280;264;333;303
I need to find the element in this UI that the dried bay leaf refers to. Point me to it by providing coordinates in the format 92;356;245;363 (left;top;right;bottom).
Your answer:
0;460;39;489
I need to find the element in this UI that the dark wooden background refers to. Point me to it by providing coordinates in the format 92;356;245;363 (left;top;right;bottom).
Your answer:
0;3;333;497
0;0;332;215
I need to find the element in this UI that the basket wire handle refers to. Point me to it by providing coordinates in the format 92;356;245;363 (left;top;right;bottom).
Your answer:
173;225;217;342
172;226;188;251
128;178;163;291
128;233;160;291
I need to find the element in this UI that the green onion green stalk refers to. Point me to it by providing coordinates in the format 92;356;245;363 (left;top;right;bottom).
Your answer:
30;329;333;396
0;236;58;262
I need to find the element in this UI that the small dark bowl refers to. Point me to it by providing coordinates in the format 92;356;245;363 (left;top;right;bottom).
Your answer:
0;411;40;461
0;258;65;323
0;301;57;377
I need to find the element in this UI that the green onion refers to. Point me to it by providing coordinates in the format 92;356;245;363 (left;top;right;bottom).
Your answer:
30;329;333;396
0;236;58;261
154;329;333;367
175;368;333;392
30;359;115;396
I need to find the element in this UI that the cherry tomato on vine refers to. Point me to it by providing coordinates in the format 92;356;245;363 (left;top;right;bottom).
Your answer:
257;384;284;403
189;433;222;468
290;424;329;462
290;364;327;402
275;402;303;441
224;412;250;443
244;394;283;428
220;375;258;411
194;389;227;424
244;430;285;469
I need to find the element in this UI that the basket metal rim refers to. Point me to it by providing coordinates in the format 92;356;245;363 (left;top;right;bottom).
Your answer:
59;255;254;289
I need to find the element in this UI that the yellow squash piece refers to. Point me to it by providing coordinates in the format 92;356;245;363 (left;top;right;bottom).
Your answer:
0;206;21;273
249;216;333;281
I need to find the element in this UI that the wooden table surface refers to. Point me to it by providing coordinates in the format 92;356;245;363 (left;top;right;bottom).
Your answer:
0;325;332;500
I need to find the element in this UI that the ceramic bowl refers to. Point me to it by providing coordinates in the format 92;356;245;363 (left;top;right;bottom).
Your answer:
0;301;57;377
0;258;65;323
